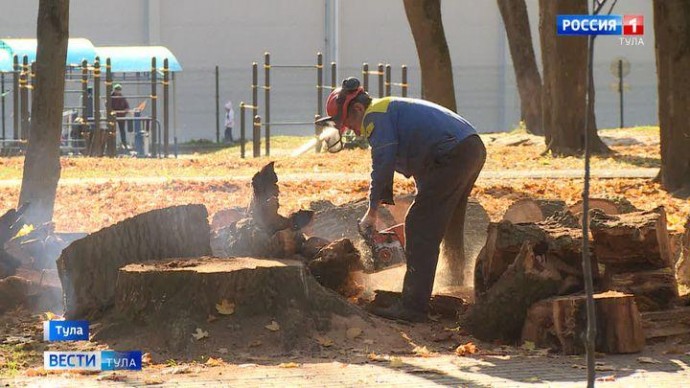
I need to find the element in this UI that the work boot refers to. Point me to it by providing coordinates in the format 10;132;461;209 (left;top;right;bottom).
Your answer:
369;300;427;323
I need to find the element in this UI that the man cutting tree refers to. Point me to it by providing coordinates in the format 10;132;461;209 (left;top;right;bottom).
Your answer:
318;77;486;322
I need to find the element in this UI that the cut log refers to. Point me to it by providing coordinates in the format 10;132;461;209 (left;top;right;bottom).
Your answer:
464;242;563;342
553;291;645;354
308;238;363;296
302;199;396;244
210;207;245;231
57;204;212;319
590;207;673;269
370;289;467;319
502;198;567;223
301;236;331;261
675;217;690;286
524;291;645;354
603;267;678;311
0;205;28;278
642;307;690;340
474;211;593;299
105;257;369;353
248;162;290;233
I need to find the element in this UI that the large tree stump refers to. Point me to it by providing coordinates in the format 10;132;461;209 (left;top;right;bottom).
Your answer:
590;207;673;270
502;198;567;223
474;211;593;299
554;292;645;354
103;257;369;353
464;242;562;342
57;204;212;319
603;267;678;311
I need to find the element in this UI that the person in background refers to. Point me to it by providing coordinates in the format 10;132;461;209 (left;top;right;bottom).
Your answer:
111;83;130;150
224;100;235;144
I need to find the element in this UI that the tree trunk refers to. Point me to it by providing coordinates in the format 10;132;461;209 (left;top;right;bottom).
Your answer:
57;204;212;319
18;0;69;225
604;267;678;311
497;0;543;135
539;0;610;155
653;0;690;195
403;0;457;111
464;242;563;342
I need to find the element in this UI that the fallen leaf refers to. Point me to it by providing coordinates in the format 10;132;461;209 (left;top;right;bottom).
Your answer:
205;357;224;367
637;357;662;364
346;327;363;339
521;341;536;352
238;363;258;368
265;321;280;332
215;299;235;315
315;335;334;347
163;366;191;375
142;352;153;366
97;373;125;382
207;314;218;323
455;342;478;356
25;368;47;377
279;362;301;368
144;378;164;385
596;364;617;372
218;348;229;355
249;340;262;348
44;312;62;321
597;375;616;382
389;356;404;368
413;346;432;358
367;352;386;362
191;328;209;341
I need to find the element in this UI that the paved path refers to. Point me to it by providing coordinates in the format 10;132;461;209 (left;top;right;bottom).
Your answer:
0;168;659;188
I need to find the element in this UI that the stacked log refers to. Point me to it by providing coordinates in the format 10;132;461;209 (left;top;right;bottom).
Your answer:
591;207;678;311
675;216;690;286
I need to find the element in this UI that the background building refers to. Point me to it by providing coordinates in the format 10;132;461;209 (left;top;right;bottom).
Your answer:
0;0;656;141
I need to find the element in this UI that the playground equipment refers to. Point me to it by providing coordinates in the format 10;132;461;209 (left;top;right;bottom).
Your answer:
0;39;182;158
236;52;409;158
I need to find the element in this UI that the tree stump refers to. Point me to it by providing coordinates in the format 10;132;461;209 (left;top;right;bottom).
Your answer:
308;239;363;296
103;256;370;353
590;207;673;270
57;204;212;319
502;198;567;223
603;267;678;311
464;242;563;342
553;291;645;354
474;211;592;299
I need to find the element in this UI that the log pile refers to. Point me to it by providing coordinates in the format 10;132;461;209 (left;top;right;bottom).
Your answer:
466;201;682;353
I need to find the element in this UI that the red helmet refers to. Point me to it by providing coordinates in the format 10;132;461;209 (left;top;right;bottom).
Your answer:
316;77;365;135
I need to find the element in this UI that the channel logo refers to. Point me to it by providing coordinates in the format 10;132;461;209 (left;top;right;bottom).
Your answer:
557;15;644;36
43;320;89;341
44;351;142;371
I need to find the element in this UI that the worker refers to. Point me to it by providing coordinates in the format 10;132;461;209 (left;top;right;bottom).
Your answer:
111;84;130;150
317;77;486;322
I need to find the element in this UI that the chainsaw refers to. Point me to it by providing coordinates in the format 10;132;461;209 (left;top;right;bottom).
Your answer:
359;223;406;273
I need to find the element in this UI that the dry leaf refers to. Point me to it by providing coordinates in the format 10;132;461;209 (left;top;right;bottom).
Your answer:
455;342;478;356
637;357;662;364
249;340;263;348
597;375;616;382
389;357;404;368
279;362;301;369
596;364;617;372
265;321;280;332
367;352;386;362
346;327;362;339
238;363;258;368
215;299;235;315
144;378;164;385
413;346;432;358
25;368;47;377
521;341;536;352
315;335;334;347
205;357;224;367
142;352;153;366
207;314;218;323
191;328;209;340
44;312;61;321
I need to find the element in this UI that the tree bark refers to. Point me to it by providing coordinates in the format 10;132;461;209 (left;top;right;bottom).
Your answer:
604;267;678;311
497;0;543;135
403;0;457;111
539;0;609;155
653;0;690;195
18;0;69;225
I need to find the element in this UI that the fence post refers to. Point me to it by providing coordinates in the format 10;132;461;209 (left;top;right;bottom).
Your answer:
314;114;322;153
105;58;115;157
317;52;323;117
163;58;170;157
1;73;5;141
93;59;102;156
331;62;337;90
377;63;384;98
12;55;18;140
385;64;391;97
215;65;220;144
253;115;261;158
20;56;29;140
239;102;246;158
151;57;158;157
252;62;258;123
362;63;369;93
264;52;270;156
401;65;408;97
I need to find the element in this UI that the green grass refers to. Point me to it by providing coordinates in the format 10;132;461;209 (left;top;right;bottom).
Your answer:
0;344;41;377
